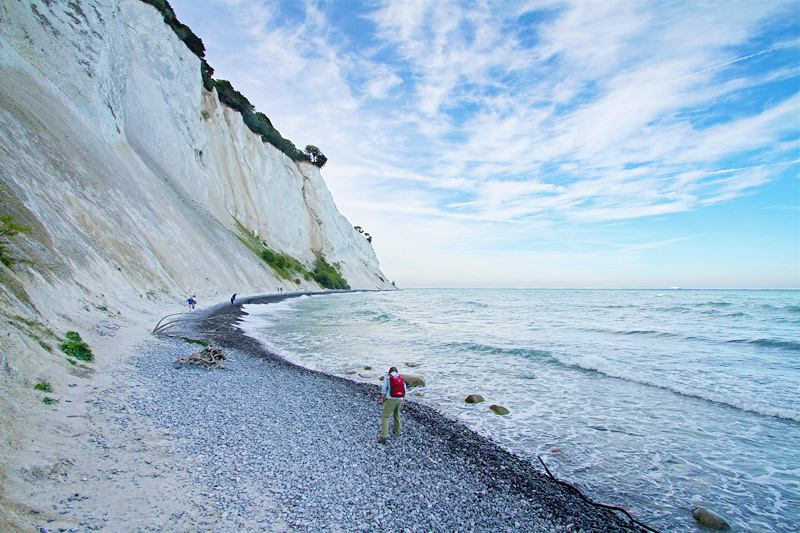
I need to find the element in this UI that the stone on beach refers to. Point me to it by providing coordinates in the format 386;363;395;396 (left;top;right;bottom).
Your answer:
465;394;485;404
405;362;420;367
400;373;425;387
490;405;510;415
691;506;731;530
358;371;376;378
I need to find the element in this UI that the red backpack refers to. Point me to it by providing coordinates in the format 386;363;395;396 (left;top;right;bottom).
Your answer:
389;374;405;398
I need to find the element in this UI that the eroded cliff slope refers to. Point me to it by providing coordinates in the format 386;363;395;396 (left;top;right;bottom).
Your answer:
0;2;391;526
1;0;391;303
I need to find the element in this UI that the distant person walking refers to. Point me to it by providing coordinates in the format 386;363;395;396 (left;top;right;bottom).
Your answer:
187;295;196;311
231;293;236;305
379;366;405;443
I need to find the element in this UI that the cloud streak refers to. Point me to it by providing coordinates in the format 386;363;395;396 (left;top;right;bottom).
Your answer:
173;0;800;287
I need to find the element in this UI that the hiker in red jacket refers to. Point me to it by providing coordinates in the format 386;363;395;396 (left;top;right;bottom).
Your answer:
379;366;405;443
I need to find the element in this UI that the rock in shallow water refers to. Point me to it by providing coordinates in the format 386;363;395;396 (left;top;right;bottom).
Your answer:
465;394;485;404
691;506;731;530
401;373;425;387
490;405;510;415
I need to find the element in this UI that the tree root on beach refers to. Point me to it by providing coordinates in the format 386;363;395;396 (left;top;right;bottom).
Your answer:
178;345;228;369
537;456;662;533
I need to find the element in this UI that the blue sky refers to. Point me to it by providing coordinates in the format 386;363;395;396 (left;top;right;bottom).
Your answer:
169;0;799;288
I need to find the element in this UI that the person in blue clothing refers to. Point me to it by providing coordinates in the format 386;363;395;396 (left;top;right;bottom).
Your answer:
379;366;405;443
231;293;236;305
187;295;196;310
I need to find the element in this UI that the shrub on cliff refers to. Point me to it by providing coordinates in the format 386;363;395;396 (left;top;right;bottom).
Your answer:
312;257;350;290
201;60;215;91
260;248;310;281
171;21;205;58
140;0;205;58
214;80;311;162
304;145;327;168
215;80;254;115
140;0;176;22
60;331;93;362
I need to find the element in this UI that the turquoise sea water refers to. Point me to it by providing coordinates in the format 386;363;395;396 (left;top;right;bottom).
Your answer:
241;289;800;532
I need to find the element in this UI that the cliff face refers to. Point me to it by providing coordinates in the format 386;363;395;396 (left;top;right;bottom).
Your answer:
0;4;391;524
0;0;391;317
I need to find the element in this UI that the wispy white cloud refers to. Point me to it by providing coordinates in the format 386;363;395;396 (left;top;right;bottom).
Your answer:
175;0;800;286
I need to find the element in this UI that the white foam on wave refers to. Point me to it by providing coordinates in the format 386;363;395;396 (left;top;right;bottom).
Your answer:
555;352;800;422
239;298;307;333
233;288;800;532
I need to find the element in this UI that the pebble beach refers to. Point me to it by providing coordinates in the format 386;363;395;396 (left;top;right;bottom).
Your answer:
32;293;648;532
137;294;648;532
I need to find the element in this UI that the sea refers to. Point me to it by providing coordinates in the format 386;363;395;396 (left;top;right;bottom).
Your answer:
240;288;800;532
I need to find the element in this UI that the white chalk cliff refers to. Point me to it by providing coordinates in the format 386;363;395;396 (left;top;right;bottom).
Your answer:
0;0;392;319
0;4;394;510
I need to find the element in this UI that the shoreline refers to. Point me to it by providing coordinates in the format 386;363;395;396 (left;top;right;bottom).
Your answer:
193;292;648;532
14;291;649;532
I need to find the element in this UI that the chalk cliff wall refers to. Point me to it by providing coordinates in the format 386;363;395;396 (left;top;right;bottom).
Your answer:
0;0;392;314
0;3;392;517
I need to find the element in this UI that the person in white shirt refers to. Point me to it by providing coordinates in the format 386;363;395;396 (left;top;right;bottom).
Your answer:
379;366;405;443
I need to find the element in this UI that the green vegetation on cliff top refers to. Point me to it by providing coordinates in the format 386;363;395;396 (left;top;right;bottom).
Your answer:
140;0;326;167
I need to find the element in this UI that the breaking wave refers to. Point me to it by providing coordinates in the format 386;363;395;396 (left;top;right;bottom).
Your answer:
450;340;800;422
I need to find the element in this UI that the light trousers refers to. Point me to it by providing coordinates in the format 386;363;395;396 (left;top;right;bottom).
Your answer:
381;399;403;438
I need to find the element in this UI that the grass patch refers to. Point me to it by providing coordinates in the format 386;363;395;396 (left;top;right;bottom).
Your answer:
235;221;310;281
42;397;59;405
0;215;32;269
7;315;58;352
235;220;351;289
60;331;93;362
33;380;52;393
182;338;209;347
260;248;308;280
66;358;91;370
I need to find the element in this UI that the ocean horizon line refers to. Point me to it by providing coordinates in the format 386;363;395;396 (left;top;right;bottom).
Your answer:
398;286;800;291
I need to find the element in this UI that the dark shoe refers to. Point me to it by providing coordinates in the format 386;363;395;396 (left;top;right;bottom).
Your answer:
378;437;387;444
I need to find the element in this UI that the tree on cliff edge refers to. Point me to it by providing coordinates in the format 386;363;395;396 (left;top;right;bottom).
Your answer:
304;145;328;168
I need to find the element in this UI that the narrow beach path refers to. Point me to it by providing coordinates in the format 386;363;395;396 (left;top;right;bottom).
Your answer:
131;294;647;532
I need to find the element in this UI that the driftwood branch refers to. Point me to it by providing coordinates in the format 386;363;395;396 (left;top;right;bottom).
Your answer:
152;313;231;340
152;313;204;335
178;345;228;369
536;456;661;533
